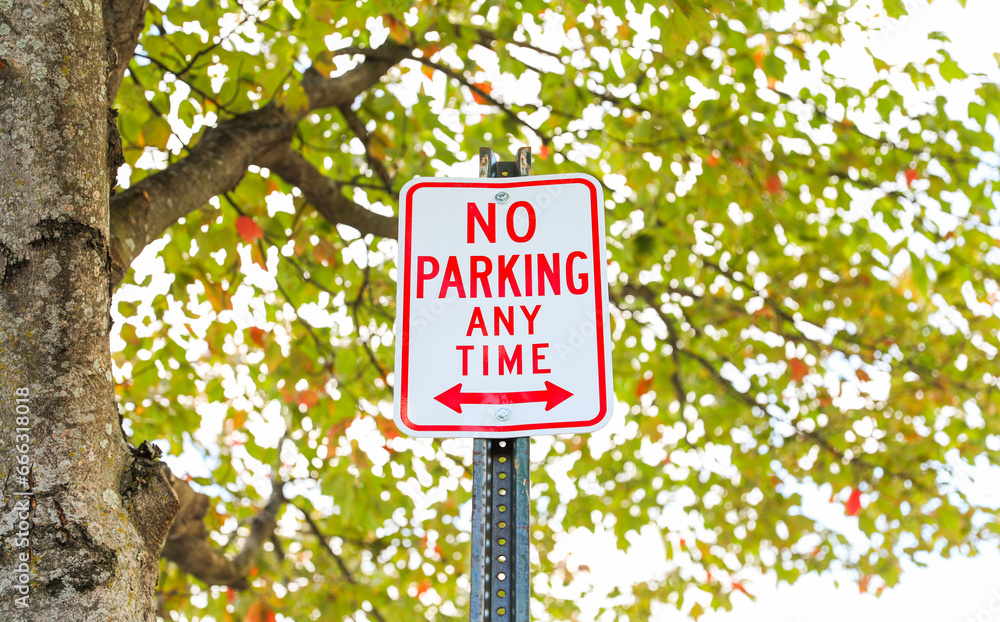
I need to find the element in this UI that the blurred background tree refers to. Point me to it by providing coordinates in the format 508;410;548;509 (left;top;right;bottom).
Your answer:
84;0;1000;619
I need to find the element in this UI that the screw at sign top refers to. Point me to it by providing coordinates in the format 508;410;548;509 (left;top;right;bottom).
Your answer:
495;191;510;203
495;407;511;421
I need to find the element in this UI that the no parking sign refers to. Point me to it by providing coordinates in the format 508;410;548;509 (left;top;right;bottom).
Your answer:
393;174;614;438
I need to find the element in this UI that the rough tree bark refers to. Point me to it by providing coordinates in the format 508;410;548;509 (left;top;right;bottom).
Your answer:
2;0;408;613
0;0;178;620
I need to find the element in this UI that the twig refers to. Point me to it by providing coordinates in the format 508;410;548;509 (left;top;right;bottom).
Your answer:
296;505;388;622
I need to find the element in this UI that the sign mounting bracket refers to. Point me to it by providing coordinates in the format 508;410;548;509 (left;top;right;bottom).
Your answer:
469;146;532;622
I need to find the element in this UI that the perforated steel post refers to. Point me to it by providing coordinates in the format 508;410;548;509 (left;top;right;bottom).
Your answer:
469;147;532;622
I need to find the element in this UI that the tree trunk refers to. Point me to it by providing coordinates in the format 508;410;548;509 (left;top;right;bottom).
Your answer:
0;1;177;619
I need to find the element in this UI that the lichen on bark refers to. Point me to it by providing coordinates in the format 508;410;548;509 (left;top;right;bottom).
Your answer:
0;0;177;619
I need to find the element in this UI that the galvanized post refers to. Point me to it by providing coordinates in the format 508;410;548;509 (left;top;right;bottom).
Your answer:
470;147;532;622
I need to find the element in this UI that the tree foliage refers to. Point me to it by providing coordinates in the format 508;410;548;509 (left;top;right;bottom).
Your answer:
106;0;1000;619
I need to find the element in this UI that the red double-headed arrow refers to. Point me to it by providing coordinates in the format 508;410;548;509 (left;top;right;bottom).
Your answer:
434;381;573;414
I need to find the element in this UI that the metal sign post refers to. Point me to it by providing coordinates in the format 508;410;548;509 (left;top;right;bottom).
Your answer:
392;146;612;619
469;147;532;622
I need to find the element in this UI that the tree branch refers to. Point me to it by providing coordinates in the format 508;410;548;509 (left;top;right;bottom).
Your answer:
296;504;388;622
254;145;398;239
410;54;551;144
337;105;395;194
103;0;150;104
300;44;409;110
109;48;408;287
160;474;285;589
109;107;292;286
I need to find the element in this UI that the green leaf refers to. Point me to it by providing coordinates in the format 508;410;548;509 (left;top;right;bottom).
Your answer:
103;2;1000;621
140;115;172;150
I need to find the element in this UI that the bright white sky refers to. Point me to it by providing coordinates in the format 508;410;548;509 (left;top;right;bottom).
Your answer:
124;0;1000;620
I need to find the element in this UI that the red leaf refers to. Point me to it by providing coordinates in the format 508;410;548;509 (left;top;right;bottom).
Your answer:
297;389;319;409
245;602;275;622
376;417;400;440
904;168;919;187
705;153;719;167
732;580;750;596
788;358;809;382
845;487;863;516
539;144;551;160
313;239;338;266
251;243;268;269
236;216;263;242
471;82;493;105
384;14;409;44
248;327;266;348
416;579;431;597
858;574;871;593
635;373;653;398
765;174;783;195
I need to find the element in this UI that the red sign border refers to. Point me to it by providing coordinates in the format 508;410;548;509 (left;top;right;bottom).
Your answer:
398;176;609;434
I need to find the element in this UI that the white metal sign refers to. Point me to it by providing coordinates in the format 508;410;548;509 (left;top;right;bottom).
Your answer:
393;173;613;438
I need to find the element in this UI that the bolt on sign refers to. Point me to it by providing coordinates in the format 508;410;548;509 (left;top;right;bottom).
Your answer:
393;173;614;438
